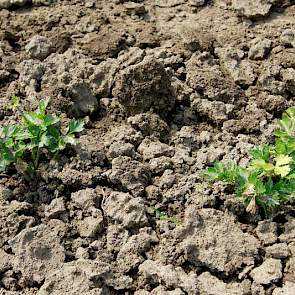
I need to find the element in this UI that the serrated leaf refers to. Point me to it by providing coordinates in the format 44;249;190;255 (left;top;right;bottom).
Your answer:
286;173;295;180
255;179;266;195
47;125;60;137
276;155;292;166
277;107;295;137
274;165;291;177
43;114;60;127
67;119;84;134
249;145;270;161
273;155;292;177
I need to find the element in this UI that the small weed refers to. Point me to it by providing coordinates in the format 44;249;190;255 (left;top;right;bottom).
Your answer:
153;207;182;225
8;95;20;111
0;99;84;181
205;106;295;216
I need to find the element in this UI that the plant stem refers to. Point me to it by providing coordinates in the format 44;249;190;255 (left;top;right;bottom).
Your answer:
34;147;40;171
31;147;40;174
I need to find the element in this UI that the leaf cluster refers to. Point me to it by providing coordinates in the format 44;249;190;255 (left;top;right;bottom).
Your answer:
0;99;84;180
205;107;295;216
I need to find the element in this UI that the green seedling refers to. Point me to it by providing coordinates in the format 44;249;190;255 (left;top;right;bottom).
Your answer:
205;106;295;216
153;207;182;225
0;99;84;180
8;95;20;111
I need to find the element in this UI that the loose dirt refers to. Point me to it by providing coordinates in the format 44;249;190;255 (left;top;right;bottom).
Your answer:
1;0;295;294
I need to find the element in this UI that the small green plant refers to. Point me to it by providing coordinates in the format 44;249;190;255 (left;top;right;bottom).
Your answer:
205;106;295;216
8;95;20;111
0;99;84;180
153;207;182;225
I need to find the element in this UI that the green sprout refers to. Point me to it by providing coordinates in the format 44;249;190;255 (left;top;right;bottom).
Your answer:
0;99;84;181
205;106;295;216
153;207;182;225
9;95;20;111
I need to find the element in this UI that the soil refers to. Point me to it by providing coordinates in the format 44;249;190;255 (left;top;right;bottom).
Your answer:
1;0;295;294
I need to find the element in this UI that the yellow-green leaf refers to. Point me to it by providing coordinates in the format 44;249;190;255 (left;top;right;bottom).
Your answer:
275;155;292;166
251;159;274;171
274;165;291;177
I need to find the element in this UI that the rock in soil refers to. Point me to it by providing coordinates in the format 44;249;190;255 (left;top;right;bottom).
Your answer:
112;56;175;116
250;258;283;285
102;191;148;229
9;225;65;285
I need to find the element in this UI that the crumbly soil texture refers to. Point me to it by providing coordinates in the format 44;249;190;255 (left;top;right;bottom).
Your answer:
1;0;295;294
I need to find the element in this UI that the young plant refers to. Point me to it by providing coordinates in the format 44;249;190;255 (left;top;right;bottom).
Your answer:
8;95;20;111
152;207;182;225
0;99;84;180
205;106;295;216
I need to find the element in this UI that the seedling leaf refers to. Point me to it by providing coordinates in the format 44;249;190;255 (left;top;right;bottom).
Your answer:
67;119;85;134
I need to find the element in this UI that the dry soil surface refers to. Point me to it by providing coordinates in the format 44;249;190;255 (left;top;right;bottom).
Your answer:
1;0;295;294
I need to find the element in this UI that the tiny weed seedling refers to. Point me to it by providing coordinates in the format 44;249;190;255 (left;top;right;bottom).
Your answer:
205;106;295;216
0;99;84;181
8;95;20;111
153;207;182;225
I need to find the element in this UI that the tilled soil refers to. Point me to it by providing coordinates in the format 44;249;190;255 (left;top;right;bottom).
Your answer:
1;0;295;294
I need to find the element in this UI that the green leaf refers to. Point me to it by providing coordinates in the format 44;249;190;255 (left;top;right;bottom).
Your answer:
205;161;242;183
47;125;60;138
26;124;41;141
264;177;273;194
203;106;295;215
38;99;50;114
0;144;14;171
276;107;295;137
276;155;292;166
63;135;76;145
0;99;82;178
45;126;61;153
250;159;274;174
273;130;288;138
15;130;30;141
0;158;11;171
255;179;266;195
43;114;60;127
249;145;270;161
9;95;20;110
274;165;291;177
23;112;40;126
275;138;287;155
274;155;292;177
67;119;84;134
286;171;295;179
2;125;20;139
39;133;49;148
57;137;66;151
